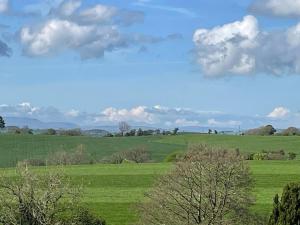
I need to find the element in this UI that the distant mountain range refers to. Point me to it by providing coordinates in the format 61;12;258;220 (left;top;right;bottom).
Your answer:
3;117;237;133
4;117;78;129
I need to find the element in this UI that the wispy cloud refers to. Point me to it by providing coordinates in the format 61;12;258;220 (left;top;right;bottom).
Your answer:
133;1;197;18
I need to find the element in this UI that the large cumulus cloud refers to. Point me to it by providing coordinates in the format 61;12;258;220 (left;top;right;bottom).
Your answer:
249;0;300;18
193;15;300;77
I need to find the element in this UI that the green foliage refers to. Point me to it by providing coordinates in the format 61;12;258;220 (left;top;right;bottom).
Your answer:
59;129;82;136
0;116;5;129
246;125;277;135
172;127;179;135
288;152;297;160
269;183;300;225
45;128;57;135
253;152;268;160
0;161;300;225
164;151;184;162
281;127;300;136
72;208;106;225
103;148;151;164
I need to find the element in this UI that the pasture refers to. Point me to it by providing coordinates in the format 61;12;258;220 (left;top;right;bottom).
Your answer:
1;133;300;224
1;133;300;167
3;161;300;225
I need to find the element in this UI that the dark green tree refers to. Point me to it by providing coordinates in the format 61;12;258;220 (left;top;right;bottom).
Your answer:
172;127;179;135
0;116;5;129
269;183;300;225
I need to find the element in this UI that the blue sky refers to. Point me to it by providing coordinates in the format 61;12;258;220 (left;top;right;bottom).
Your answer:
0;0;300;129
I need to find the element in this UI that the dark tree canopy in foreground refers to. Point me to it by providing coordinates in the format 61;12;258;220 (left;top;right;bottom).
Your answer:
269;183;300;225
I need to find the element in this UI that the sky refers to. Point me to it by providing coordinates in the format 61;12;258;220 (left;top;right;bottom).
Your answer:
0;0;300;129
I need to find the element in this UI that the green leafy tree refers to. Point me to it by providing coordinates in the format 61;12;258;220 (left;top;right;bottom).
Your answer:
172;127;179;135
0;116;5;129
269;183;300;225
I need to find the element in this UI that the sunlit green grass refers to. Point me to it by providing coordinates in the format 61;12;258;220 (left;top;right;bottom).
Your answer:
1;133;300;167
2;161;300;225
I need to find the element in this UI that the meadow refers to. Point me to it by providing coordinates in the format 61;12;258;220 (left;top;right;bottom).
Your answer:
1;133;300;224
3;161;300;225
1;133;300;167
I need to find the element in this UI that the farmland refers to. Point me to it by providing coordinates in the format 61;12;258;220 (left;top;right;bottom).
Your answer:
2;161;300;225
1;133;300;224
1;133;300;167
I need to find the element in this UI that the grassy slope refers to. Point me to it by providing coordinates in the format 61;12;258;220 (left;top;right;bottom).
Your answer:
1;133;300;167
3;161;300;225
0;135;183;167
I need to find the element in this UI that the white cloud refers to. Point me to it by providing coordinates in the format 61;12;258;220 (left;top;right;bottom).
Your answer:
193;15;258;77
98;106;155;123
267;107;290;119
175;118;200;126
134;1;196;18
54;0;81;17
78;4;117;24
207;118;241;127
250;0;300;17
194;15;300;77
0;0;8;13
65;109;80;117
20;19;125;58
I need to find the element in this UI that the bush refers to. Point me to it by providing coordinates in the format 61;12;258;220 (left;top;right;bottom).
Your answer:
253;152;268;160
164;151;184;162
246;125;276;136
72;207;106;225
59;129;82;136
281;127;300;136
103;148;151;164
45;128;57;135
47;144;91;165
21;159;46;167
288;152;297;160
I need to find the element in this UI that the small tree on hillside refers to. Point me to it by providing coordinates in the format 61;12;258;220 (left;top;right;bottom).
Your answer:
119;121;130;136
269;183;300;225
0;116;5;129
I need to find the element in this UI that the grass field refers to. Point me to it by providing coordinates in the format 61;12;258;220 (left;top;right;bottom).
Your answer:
3;161;300;225
1;133;300;167
1;133;300;224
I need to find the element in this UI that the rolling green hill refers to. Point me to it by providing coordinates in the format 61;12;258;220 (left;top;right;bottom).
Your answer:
1;133;300;167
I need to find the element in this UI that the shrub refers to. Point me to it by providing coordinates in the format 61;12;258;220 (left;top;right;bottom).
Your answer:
45;128;57;135
59;129;82;136
47;144;91;165
123;148;151;163
253;152;268;160
103;148;151;164
21;158;46;167
164;151;184;162
288;152;297;160
72;207;106;225
246;125;276;136
281;127;300;136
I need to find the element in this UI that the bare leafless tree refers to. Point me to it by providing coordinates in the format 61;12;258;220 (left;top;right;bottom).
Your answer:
0;163;81;225
138;144;260;225
119;121;130;135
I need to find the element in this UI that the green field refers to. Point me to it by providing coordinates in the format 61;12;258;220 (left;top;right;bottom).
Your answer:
1;133;300;167
3;161;300;225
1;133;300;224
